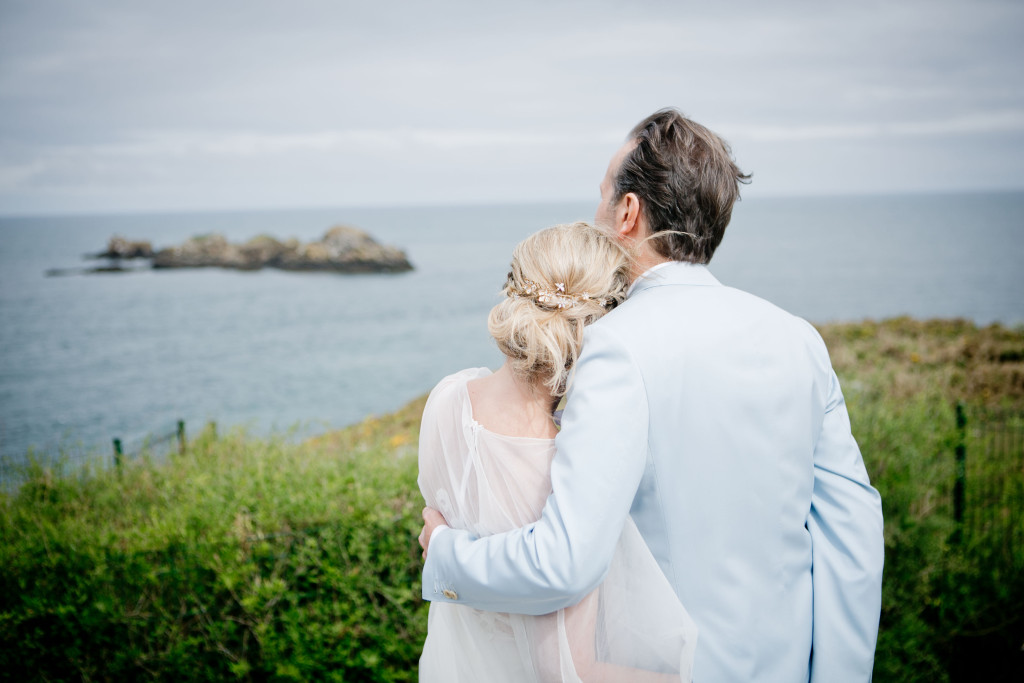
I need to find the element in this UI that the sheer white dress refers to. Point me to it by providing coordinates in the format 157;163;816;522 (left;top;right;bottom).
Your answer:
418;368;697;683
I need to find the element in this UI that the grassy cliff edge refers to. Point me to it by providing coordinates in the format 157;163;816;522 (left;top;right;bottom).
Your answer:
2;318;1022;682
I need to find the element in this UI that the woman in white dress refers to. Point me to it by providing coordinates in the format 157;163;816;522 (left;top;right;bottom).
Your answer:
418;222;697;682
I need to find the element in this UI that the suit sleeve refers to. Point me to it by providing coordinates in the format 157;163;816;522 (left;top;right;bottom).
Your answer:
807;363;885;682
420;324;649;615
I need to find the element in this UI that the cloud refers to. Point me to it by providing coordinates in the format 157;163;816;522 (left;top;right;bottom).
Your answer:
722;110;1024;142
0;126;621;174
1;0;1022;213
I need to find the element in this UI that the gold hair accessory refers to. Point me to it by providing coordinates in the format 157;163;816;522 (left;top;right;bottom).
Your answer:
508;279;609;309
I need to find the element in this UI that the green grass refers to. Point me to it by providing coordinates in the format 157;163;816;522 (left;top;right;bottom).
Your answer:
1;318;1022;681
0;406;428;682
820;317;1024;681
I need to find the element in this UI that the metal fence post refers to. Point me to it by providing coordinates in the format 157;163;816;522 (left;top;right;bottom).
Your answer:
953;402;967;542
113;438;123;472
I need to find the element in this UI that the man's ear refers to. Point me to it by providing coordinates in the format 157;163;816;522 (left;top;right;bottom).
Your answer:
615;192;643;240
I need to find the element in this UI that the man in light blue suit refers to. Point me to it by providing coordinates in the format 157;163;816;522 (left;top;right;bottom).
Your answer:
419;108;884;681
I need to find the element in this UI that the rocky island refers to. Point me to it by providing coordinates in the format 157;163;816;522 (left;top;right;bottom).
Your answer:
152;226;412;273
66;225;413;275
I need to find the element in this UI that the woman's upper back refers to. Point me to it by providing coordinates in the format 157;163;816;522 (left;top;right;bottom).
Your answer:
417;368;557;538
466;364;559;441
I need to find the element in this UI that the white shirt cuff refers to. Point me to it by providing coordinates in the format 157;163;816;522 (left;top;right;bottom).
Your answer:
430;524;450;546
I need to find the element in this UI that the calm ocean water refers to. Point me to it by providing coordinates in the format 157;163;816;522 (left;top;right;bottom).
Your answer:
1;192;1022;463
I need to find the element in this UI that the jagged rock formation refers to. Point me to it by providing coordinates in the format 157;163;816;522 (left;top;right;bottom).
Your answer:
92;236;155;259
141;226;411;273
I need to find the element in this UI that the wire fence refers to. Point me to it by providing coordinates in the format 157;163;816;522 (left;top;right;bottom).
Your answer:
954;404;1024;568
5;405;1022;562
113;420;186;469
0;418;212;489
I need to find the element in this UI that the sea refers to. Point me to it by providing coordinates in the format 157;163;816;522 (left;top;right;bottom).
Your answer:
1;192;1022;466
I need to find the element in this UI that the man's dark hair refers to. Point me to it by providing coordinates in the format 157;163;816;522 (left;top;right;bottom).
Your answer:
613;108;751;264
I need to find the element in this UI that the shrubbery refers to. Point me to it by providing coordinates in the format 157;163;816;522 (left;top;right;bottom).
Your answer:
820;318;1024;681
2;318;1022;681
1;404;429;681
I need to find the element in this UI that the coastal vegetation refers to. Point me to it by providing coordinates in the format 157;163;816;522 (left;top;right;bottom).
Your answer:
1;318;1022;681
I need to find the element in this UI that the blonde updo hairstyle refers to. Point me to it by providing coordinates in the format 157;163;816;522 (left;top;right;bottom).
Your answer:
488;222;631;398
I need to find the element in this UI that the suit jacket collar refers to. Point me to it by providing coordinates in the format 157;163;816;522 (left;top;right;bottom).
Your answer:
627;261;721;299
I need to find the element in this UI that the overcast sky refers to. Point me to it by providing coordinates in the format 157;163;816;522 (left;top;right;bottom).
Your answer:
1;0;1022;215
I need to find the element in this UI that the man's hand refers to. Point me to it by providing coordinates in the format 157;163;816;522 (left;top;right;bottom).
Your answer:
418;507;447;559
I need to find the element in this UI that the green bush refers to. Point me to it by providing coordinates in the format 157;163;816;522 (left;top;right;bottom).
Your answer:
1;406;428;681
824;320;1024;682
1;319;1022;681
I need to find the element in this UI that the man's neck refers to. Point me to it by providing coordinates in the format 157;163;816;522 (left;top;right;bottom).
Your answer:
630;250;673;285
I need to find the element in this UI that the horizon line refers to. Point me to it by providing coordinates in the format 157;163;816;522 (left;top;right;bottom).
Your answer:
2;185;1023;221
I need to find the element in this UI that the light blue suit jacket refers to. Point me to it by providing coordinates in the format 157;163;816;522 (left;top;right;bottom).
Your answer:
421;262;884;682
